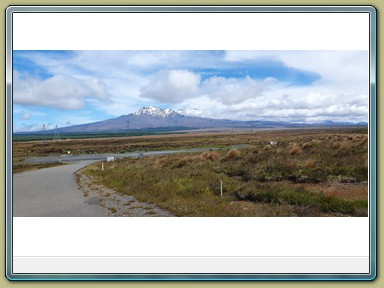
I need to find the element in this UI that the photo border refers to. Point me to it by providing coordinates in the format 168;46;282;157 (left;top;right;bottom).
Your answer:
5;5;377;281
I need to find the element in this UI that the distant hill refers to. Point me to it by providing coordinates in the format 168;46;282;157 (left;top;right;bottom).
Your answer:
49;106;304;133
18;106;367;134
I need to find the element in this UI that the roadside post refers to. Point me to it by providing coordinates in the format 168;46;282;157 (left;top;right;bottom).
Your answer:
220;180;223;198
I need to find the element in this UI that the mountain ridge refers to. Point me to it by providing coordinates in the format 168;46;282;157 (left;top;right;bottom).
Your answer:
21;106;367;133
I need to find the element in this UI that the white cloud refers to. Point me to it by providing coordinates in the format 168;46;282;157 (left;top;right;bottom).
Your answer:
225;50;369;94
20;111;32;120
140;69;200;104
177;96;228;119
176;83;368;124
202;76;277;105
221;50;369;122
56;114;103;127
13;123;42;133
13;72;111;110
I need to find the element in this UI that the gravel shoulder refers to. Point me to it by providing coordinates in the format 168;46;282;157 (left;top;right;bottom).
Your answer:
75;168;174;217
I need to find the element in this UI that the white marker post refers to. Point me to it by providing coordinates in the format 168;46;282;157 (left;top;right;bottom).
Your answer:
220;180;223;198
101;162;104;171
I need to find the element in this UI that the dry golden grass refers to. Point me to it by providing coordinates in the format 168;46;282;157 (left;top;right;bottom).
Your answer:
287;160;298;169
302;142;312;149
176;155;199;167
324;189;337;200
352;135;361;141
311;139;322;145
208;151;219;161
364;153;368;169
263;145;272;151
276;148;284;154
304;159;316;168
359;137;368;146
332;141;342;149
226;148;241;159
332;141;349;150
200;151;218;161
289;143;302;155
200;151;210;160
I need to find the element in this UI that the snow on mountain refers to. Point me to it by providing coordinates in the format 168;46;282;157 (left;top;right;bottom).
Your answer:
133;106;180;118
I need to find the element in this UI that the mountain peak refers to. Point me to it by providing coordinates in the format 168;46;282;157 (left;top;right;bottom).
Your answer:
132;106;180;118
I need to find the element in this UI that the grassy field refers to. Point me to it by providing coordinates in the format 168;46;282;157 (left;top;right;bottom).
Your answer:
13;130;237;162
12;127;366;162
80;128;368;217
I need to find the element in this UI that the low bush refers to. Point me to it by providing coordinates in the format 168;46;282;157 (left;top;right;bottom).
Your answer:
226;148;241;159
289;143;302;155
304;159;316;168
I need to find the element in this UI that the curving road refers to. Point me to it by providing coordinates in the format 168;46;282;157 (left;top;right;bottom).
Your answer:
13;145;251;217
13;161;109;217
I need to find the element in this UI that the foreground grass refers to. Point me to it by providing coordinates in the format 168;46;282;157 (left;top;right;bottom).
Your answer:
13;162;66;174
83;130;368;217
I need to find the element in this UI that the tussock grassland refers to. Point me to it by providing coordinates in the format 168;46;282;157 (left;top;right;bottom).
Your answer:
13;128;367;162
82;128;368;217
226;149;241;159
289;143;302;155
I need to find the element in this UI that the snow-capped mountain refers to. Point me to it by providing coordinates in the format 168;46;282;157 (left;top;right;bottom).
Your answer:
132;106;180;118
48;106;314;133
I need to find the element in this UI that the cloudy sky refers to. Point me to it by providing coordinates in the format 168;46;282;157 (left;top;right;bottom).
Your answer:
13;50;368;132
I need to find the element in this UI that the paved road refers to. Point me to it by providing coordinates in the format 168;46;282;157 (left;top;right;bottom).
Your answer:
13;161;109;217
